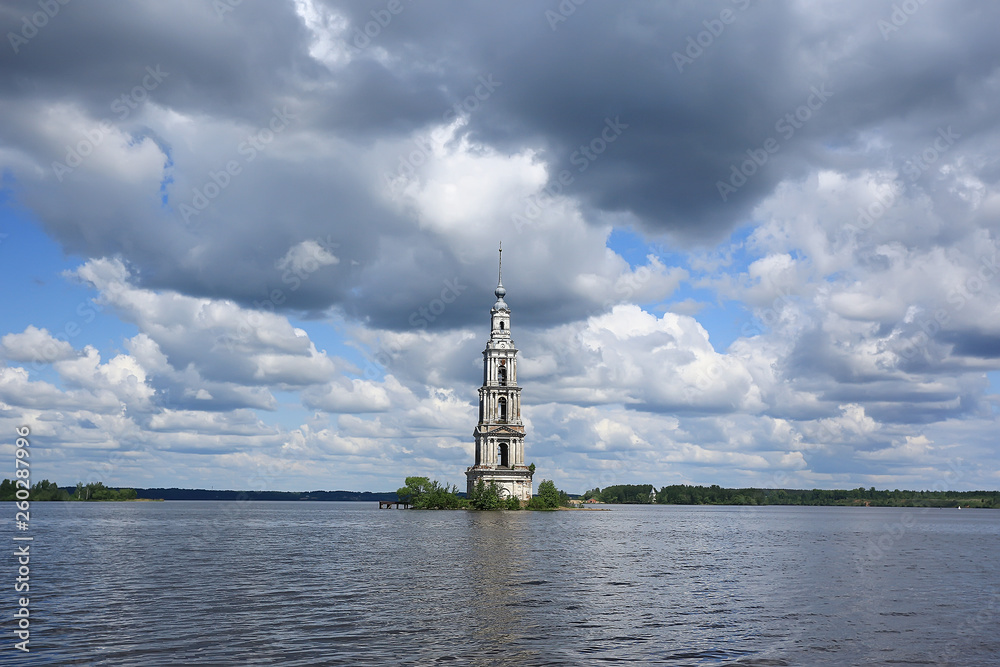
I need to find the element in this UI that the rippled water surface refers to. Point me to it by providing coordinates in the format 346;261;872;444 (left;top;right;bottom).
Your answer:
6;502;999;665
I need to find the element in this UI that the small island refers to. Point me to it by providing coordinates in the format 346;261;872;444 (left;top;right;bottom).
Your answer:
395;476;571;510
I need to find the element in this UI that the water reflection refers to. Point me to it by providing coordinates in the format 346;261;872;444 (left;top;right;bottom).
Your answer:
459;510;541;665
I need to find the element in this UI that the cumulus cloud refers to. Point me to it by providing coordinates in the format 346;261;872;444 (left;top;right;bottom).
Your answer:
71;257;338;389
1;0;999;491
1;326;76;363
520;305;763;414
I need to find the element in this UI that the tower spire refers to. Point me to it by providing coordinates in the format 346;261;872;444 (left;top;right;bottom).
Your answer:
493;241;507;308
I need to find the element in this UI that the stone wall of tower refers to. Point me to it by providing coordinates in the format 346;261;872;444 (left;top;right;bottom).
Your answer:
466;467;533;503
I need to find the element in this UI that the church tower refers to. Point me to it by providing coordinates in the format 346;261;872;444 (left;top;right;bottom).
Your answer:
466;244;533;503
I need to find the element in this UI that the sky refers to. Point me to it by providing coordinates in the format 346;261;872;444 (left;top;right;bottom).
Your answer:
1;0;999;494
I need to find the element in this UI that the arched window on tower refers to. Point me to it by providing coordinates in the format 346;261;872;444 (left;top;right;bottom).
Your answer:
498;397;507;423
498;366;507;386
499;321;504;330
498;441;509;468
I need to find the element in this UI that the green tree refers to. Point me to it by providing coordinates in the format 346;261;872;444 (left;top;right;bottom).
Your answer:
30;480;69;501
397;476;431;505
469;479;504;510
88;482;113;500
599;484;654;504
0;479;14;501
527;479;566;510
67;482;137;502
420;482;464;509
397;476;465;509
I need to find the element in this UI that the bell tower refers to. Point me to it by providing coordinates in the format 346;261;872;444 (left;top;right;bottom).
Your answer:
466;243;533;503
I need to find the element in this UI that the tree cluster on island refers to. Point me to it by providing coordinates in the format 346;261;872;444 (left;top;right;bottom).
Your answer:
583;484;999;508
396;476;571;510
0;480;137;501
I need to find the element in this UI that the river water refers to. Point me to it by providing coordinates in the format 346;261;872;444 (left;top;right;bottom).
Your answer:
5;502;998;665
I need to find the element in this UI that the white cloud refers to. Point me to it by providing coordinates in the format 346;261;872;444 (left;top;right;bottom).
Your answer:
72;257;339;389
1;326;76;363
523;305;764;413
276;239;340;276
303;374;413;413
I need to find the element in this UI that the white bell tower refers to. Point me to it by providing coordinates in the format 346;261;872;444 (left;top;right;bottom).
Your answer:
466;243;533;503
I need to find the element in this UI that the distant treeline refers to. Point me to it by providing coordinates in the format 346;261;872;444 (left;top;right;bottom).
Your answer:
7;479;996;507
0;480;399;502
1;480;137;502
133;488;399;502
583;484;1000;508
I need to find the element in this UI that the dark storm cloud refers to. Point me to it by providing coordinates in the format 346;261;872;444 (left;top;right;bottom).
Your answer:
942;331;1000;360
3;0;1000;333
328;0;1000;239
0;0;310;119
319;59;451;136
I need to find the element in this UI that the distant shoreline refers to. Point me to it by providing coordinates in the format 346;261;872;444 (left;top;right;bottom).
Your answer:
5;484;997;507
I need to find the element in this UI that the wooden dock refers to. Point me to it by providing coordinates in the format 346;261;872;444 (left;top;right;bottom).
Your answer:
378;500;409;509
